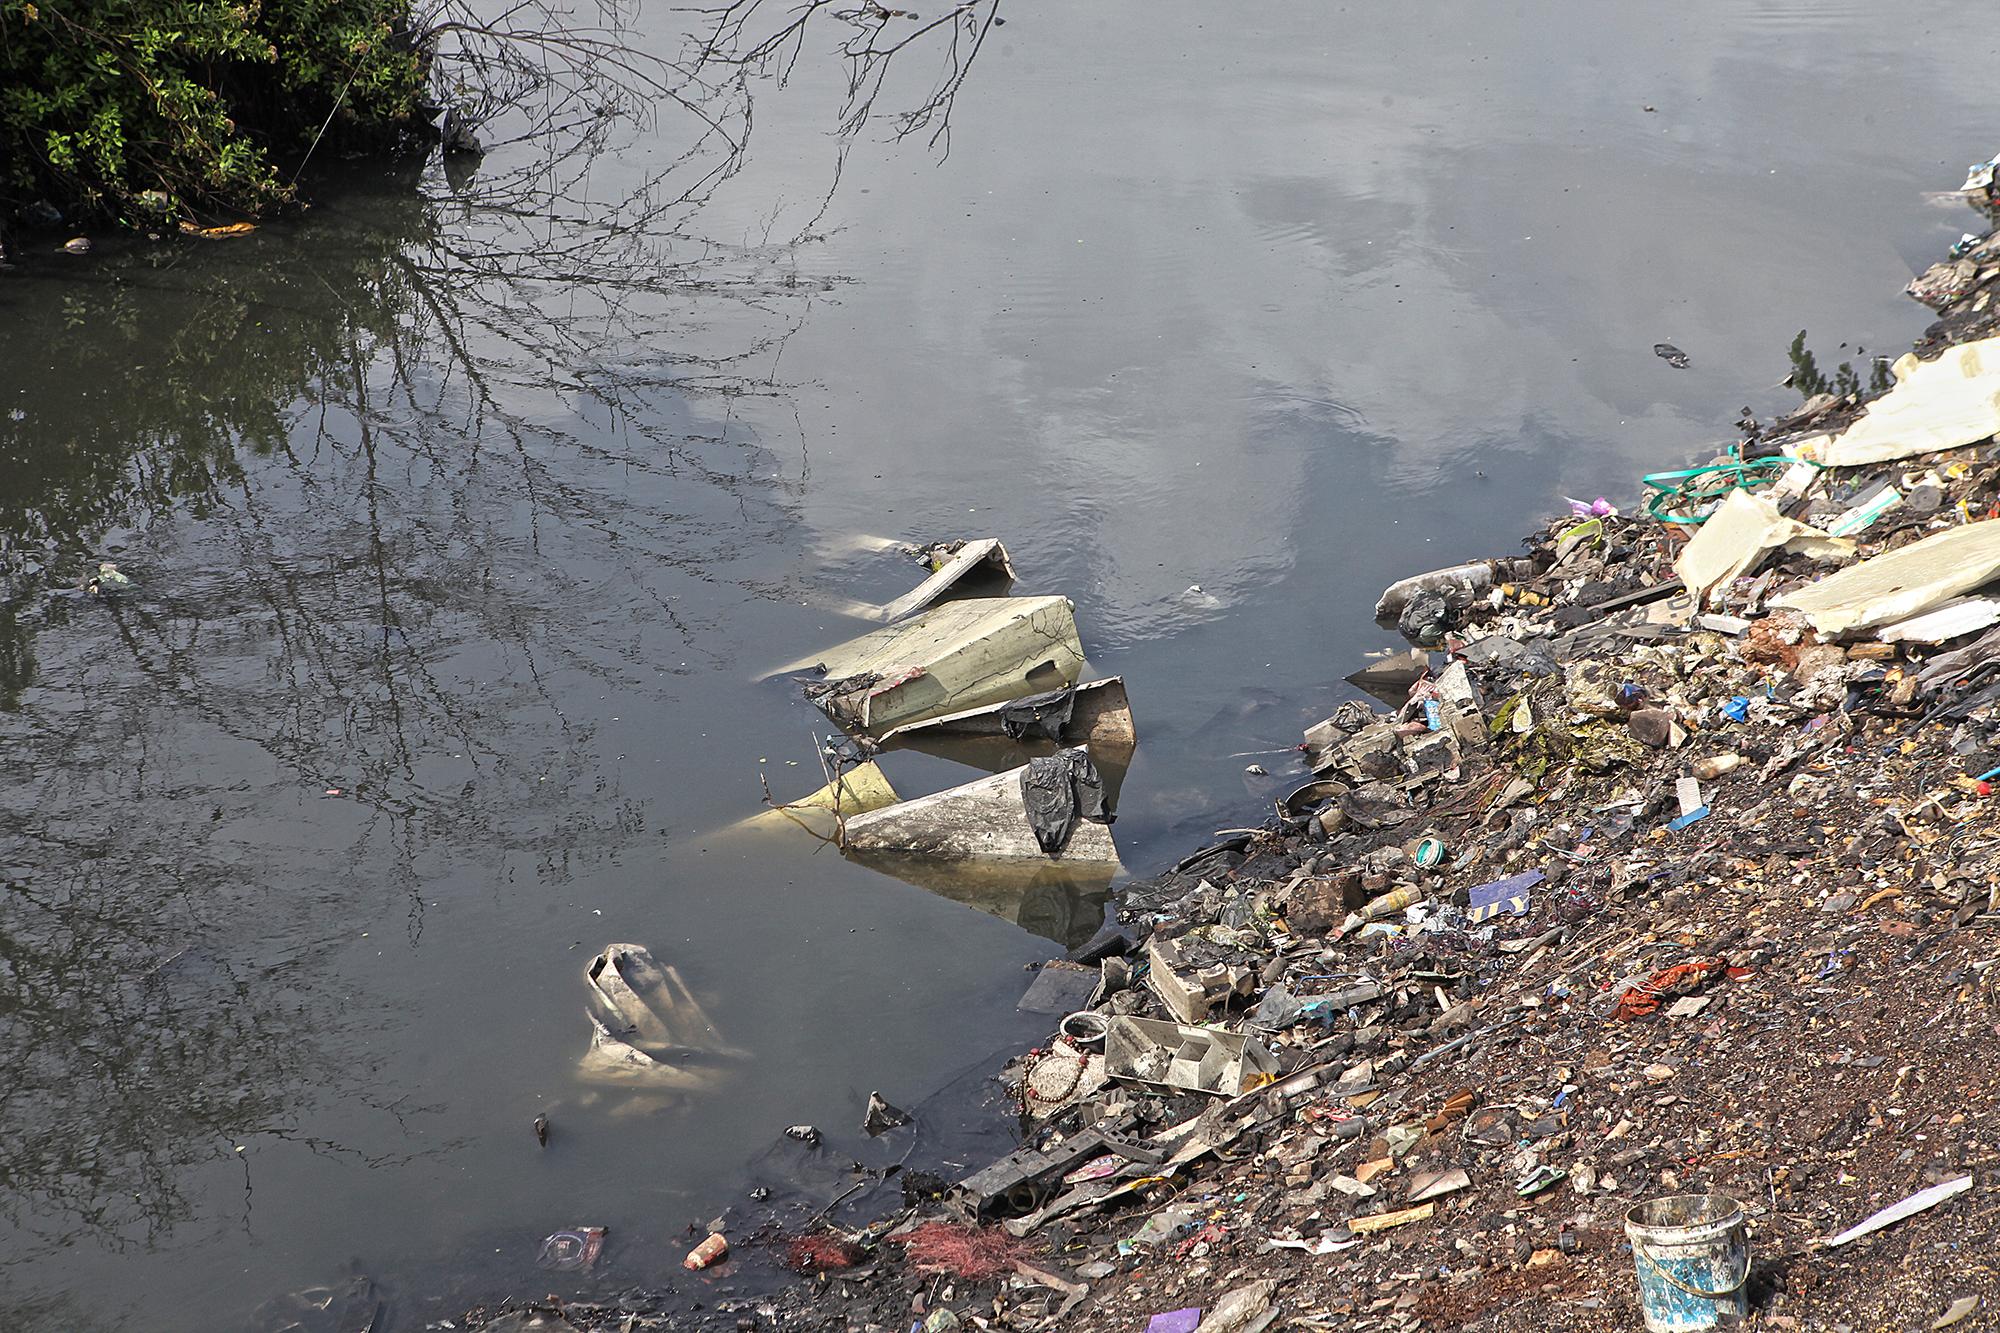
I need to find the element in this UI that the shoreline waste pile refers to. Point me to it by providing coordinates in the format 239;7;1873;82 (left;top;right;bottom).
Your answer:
448;164;2000;1333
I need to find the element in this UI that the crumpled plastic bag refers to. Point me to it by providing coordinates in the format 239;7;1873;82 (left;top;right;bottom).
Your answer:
1020;747;1110;855
1612;957;1726;1021
998;685;1077;742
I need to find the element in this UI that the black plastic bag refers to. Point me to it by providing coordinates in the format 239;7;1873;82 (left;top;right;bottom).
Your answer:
998;686;1077;742
1020;748;1111;855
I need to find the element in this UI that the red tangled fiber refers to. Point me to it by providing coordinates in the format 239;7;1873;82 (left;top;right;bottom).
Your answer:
786;1233;864;1273
1613;957;1727;1021
889;1221;1027;1280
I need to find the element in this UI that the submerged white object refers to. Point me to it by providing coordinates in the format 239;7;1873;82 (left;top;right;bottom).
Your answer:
733;760;900;838
576;943;743;1091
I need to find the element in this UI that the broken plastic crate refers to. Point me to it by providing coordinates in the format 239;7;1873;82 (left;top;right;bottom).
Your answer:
1103;1015;1278;1096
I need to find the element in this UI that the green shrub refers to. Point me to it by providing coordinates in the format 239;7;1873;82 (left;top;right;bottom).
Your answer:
1;0;429;224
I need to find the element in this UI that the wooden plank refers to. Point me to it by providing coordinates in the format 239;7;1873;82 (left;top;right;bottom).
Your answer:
1348;1202;1435;1234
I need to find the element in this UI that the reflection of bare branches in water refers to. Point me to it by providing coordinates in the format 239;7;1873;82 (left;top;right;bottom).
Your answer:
0;179;788;1274
687;0;1003;153
0;95;822;1271
0;179;781;1270
0;855;414;1256
0;0;1008;1290
410;0;1002;245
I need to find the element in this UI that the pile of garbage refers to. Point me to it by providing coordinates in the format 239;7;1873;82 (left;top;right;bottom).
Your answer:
451;162;2000;1333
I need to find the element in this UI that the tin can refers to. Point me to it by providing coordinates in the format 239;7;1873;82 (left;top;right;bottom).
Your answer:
684;1233;729;1270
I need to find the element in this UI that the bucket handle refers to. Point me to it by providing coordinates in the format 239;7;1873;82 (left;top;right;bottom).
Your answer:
1636;1244;1750;1301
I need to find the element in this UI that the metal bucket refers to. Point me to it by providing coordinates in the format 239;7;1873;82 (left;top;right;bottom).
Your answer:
1624;1194;1750;1333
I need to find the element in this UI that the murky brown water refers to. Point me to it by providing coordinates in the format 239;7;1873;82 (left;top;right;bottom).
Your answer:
1;3;1994;1327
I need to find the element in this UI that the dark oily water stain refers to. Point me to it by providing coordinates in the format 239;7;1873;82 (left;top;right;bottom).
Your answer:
2;1;1998;1328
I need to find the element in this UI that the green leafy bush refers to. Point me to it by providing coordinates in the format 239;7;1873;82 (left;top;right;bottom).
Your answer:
1;0;429;223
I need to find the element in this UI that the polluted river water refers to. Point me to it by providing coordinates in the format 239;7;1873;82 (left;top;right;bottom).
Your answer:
2;3;1998;1327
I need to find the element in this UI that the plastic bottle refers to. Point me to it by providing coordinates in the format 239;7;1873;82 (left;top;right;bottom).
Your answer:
1692;754;1744;781
1373;562;1494;623
684;1233;729;1270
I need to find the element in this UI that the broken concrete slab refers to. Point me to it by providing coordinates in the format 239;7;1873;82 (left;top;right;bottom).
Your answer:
1772;519;2000;636
779;596;1085;736
840;762;1120;865
1789;335;2000;467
